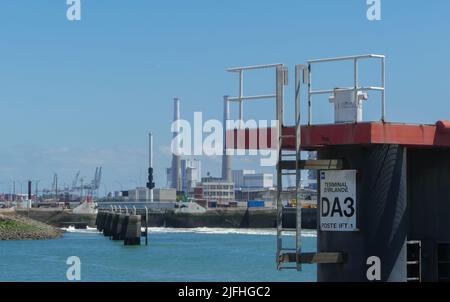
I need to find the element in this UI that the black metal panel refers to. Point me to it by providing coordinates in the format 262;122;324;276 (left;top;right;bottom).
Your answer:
317;145;407;282
407;148;450;282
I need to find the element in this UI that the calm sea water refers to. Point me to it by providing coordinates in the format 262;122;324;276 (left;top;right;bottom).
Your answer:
0;228;317;282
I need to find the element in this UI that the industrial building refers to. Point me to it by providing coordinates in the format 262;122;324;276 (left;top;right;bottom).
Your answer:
198;176;234;206
243;173;273;188
303;151;318;190
232;170;273;189
127;187;150;201
153;188;177;202
232;170;255;188
114;188;176;202
181;159;202;193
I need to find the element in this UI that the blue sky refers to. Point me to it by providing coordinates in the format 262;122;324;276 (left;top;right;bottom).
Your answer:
0;0;449;194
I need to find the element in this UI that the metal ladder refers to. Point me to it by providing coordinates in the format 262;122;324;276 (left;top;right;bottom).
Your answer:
227;63;344;271
276;65;304;271
276;65;344;270
407;240;422;282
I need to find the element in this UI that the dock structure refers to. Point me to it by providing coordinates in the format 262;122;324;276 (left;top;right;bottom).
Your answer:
226;54;450;282
95;207;149;246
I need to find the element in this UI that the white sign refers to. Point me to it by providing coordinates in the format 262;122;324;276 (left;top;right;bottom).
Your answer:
320;170;357;232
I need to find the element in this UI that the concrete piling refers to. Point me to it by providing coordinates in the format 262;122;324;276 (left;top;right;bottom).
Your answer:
110;213;120;240
96;212;103;231
120;215;129;241
124;214;141;246
103;213;113;237
112;214;126;240
95;211;145;246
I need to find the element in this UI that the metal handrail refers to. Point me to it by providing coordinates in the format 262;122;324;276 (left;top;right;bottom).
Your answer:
227;63;285;122
227;63;283;72
308;54;384;64
306;54;386;125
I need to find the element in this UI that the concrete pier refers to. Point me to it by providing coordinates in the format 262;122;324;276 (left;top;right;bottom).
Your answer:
124;215;141;246
110;214;120;240
112;214;126;240
95;211;144;246
103;213;113;237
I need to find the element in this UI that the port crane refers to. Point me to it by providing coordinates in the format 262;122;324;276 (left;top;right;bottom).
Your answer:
41;167;102;200
71;167;102;198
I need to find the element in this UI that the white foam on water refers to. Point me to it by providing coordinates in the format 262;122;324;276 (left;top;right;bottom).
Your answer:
145;227;317;237
61;226;101;233
60;225;317;237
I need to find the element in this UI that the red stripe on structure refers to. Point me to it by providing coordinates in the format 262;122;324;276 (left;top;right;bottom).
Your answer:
226;121;450;151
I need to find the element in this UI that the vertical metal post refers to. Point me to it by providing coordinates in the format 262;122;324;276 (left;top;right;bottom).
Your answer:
354;58;359;108
307;64;312;126
222;96;232;182
239;70;244;124
381;57;385;122
145;206;148;246
276;66;284;270
295;65;302;271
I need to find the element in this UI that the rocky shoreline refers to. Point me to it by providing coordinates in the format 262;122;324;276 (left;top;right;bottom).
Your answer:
0;210;63;240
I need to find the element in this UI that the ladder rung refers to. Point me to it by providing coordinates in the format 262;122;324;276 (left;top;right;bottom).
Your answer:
278;266;300;270
407;277;420;281
278;159;343;170
280;135;296;138
407;261;419;265
280;228;296;232
279;252;345;264
280;248;297;251
281;153;297;157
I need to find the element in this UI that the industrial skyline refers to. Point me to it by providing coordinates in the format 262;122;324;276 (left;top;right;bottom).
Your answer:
1;1;450;195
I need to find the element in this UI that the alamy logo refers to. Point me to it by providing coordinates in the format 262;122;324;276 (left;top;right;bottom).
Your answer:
67;0;81;21
171;113;279;167
366;256;381;281
66;256;81;281
366;0;381;21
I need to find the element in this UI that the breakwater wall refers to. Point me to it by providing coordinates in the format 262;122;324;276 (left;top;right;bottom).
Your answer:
16;208;317;230
15;209;96;229
147;208;317;229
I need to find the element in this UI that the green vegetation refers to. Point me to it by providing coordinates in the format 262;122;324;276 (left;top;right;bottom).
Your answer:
0;213;63;240
0;218;35;232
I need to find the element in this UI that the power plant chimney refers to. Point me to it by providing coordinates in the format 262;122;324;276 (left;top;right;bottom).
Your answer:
171;98;182;192
27;180;32;200
146;132;155;202
222;96;232;182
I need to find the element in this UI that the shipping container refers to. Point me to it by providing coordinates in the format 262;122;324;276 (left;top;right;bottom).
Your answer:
248;200;265;208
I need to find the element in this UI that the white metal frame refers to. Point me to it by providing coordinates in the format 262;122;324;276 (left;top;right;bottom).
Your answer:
228;64;303;271
227;63;284;122
306;54;386;125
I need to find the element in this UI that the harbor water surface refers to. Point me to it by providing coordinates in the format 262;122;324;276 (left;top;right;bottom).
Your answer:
0;228;317;282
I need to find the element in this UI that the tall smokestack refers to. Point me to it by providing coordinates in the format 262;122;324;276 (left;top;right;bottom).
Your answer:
222;96;232;182
171;98;182;192
27;180;32;200
147;132;155;202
